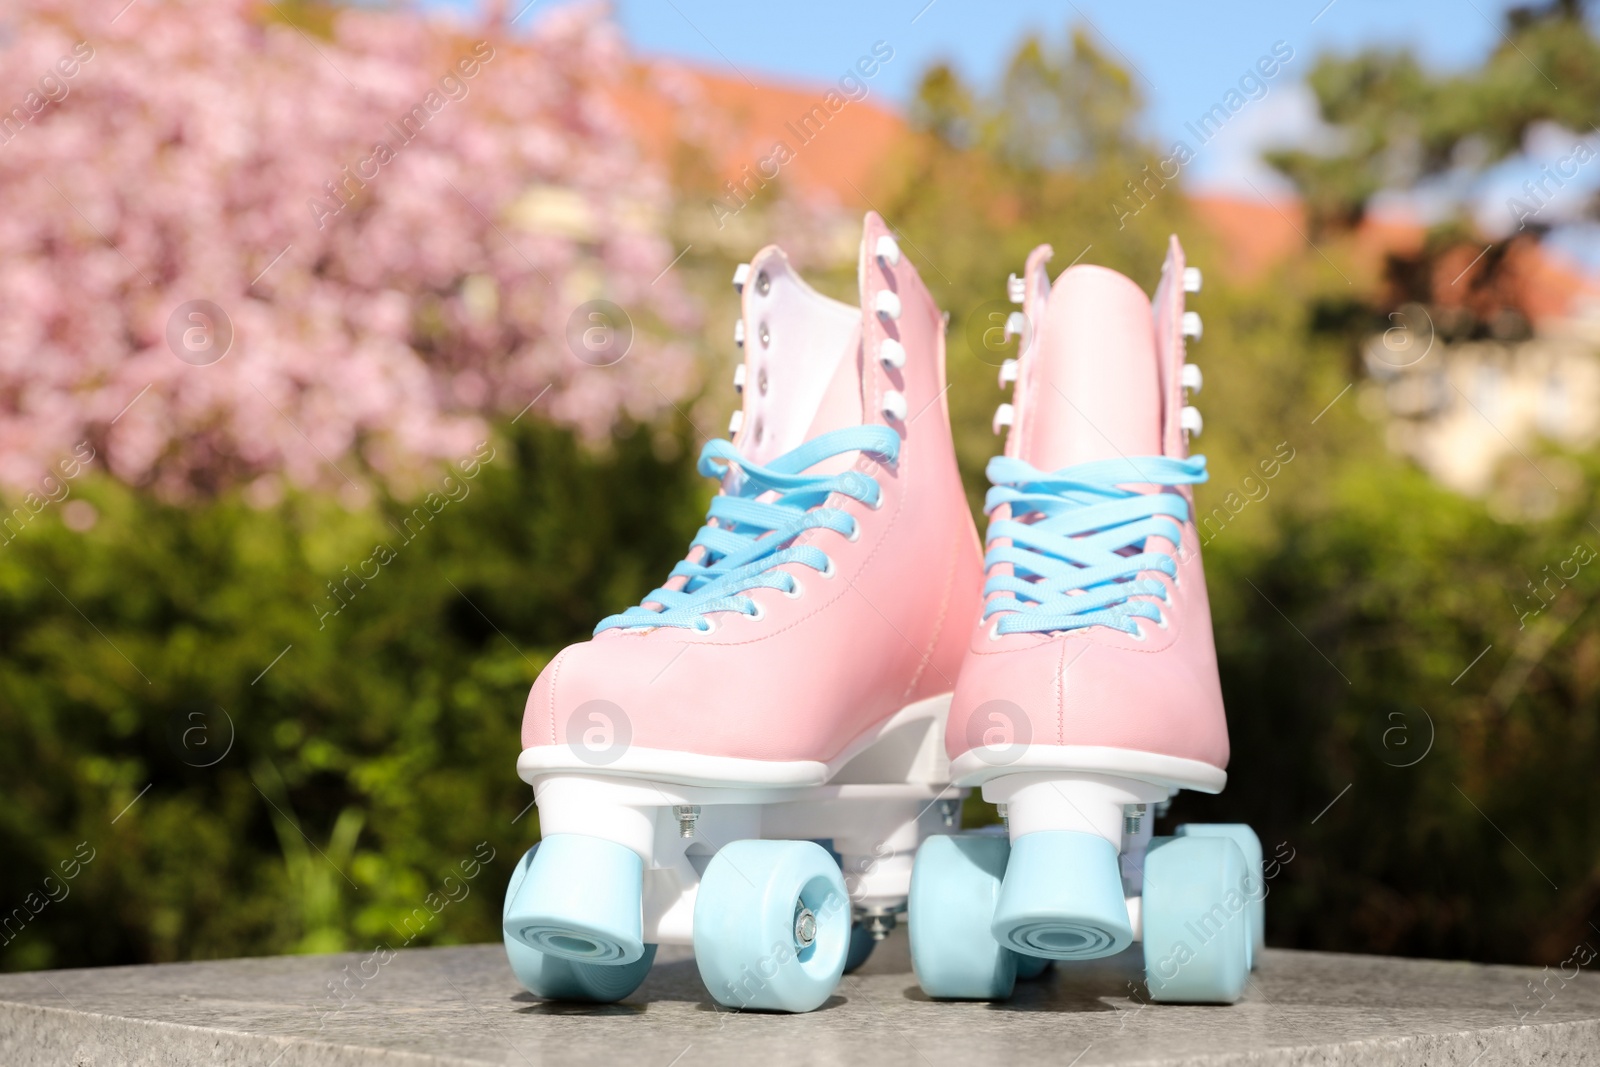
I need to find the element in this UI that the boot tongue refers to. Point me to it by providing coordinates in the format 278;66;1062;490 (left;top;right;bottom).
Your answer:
733;244;862;473
1020;264;1162;470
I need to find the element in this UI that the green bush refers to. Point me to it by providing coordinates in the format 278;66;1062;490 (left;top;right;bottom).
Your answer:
0;421;705;970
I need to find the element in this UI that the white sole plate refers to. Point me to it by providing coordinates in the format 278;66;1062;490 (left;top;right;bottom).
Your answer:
950;745;1227;794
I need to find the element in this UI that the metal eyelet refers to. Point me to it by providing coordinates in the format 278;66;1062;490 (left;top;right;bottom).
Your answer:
1154;610;1169;630
757;367;769;395
756;270;770;296
695;616;718;635
818;557;837;580
1127;622;1148;642
759;323;771;348
989;619;1005;642
746;601;766;622
784;578;804;600
845;521;862;543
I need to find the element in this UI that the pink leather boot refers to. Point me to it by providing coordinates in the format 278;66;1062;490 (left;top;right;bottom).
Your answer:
504;213;983;1012
910;238;1264;1005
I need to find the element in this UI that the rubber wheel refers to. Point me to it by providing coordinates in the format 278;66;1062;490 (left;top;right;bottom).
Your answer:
844;922;876;974
502;845;655;1002
693;839;849;1013
908;834;1017;1000
1176;823;1265;968
814;840;877;975
1141;835;1250;1003
1014;953;1053;980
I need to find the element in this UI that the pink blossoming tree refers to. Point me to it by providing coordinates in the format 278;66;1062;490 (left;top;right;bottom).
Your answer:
0;0;697;502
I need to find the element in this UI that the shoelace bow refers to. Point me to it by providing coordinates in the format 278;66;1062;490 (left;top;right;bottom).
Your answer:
594;425;899;634
982;453;1208;636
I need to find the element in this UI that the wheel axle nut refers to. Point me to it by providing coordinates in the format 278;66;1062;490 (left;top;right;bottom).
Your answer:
794;907;817;948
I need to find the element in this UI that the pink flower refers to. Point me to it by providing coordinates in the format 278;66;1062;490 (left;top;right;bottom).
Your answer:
0;0;698;501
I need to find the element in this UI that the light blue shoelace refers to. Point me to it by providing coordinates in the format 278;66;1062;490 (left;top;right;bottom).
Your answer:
594;425;900;634
982;453;1208;636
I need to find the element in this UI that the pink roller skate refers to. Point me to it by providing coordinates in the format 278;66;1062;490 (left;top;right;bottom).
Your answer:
504;213;983;1012
910;239;1264;1003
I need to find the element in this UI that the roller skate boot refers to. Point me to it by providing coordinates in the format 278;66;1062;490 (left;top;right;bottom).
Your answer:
910;238;1264;1004
505;213;983;1012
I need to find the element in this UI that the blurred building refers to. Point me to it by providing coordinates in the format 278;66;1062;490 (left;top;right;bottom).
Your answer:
609;61;903;261
1365;299;1600;518
1197;195;1600;519
1365;241;1600;520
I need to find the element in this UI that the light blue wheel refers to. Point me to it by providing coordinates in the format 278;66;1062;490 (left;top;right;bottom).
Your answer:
908;835;1017;1000
844;923;876;974
812;839;877;975
502;845;656;1002
1141;835;1250;1003
1014;953;1053;980
693;840;849;1013
1176;823;1264;969
992;830;1133;960
503;834;645;965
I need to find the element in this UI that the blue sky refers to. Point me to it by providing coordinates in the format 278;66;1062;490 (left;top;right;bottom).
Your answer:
423;0;1600;264
448;0;1531;185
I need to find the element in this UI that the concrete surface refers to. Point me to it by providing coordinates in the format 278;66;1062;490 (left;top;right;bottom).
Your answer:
1;934;1596;1066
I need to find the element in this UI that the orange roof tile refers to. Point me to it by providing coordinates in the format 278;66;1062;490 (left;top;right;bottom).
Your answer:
610;62;908;208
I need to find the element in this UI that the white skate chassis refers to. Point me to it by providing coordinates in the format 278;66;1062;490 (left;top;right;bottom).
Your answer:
516;695;961;948
506;694;1260;1008
958;746;1226;942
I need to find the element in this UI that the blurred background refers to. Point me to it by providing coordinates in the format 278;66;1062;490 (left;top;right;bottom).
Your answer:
2;0;1598;975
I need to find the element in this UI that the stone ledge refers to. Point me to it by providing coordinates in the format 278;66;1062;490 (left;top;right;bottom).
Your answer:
0;938;1595;1066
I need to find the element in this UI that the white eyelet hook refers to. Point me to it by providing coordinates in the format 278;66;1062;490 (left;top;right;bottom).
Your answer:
992;402;1015;435
1004;311;1027;343
878;337;906;370
882;390;908;422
